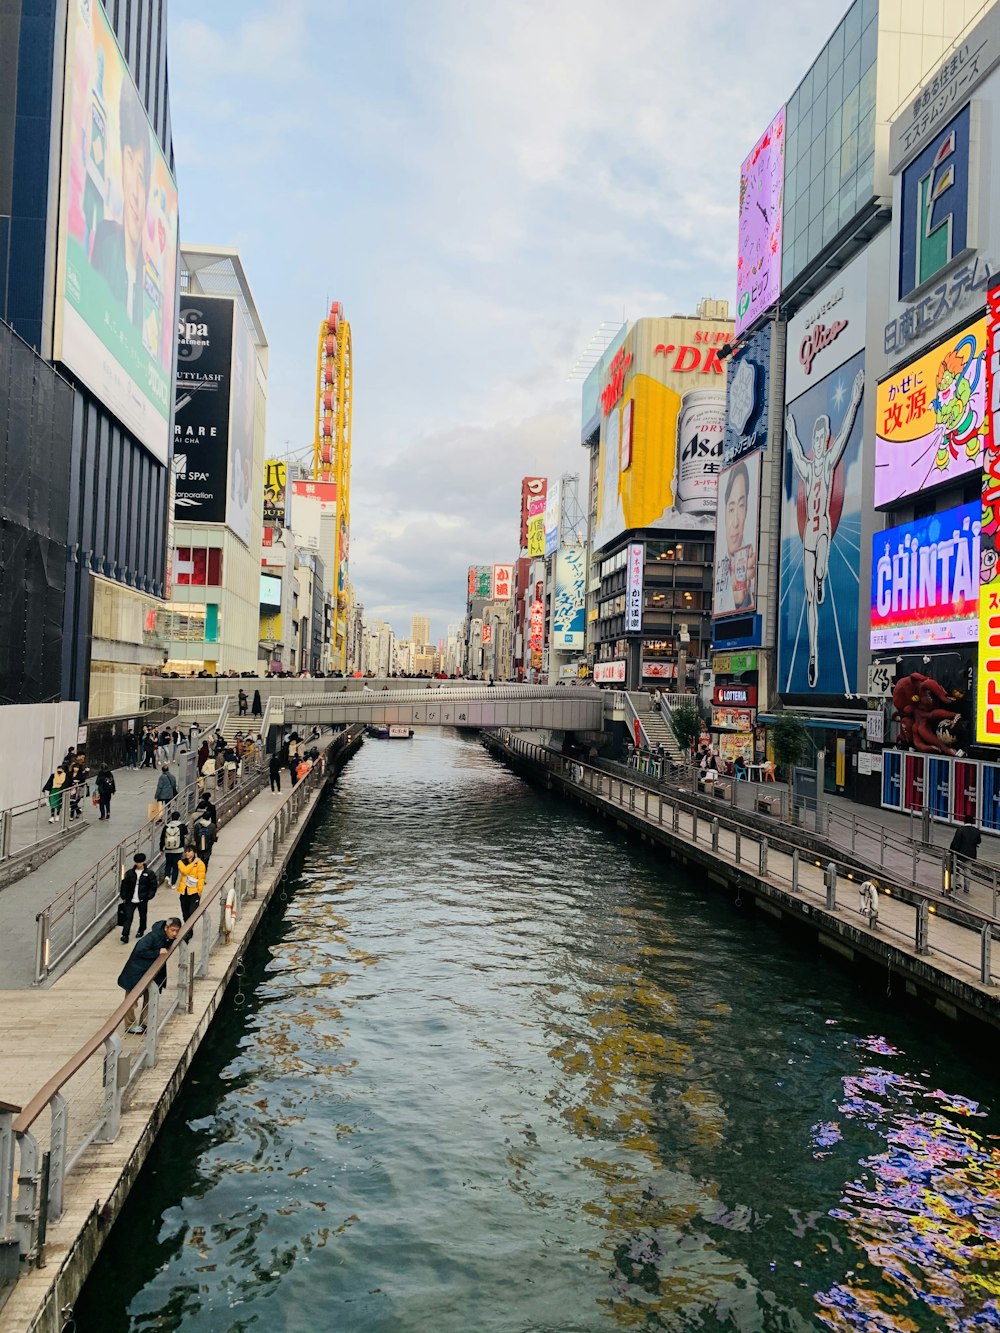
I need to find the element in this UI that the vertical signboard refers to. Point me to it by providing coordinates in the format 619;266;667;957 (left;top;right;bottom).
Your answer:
543;480;561;557
526;479;547;557
735;106;785;337
54;0;179;464
492;564;513;601
263;459;286;526
625;543;644;632
519;478;546;548
977;282;1000;742
228;311;257;547
552;545;586;649
173;296;234;524
714;450;762;618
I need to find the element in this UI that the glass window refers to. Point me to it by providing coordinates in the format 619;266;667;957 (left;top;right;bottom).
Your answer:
809;177;825;222
826;63;843;119
857;108;875;161
810;137;825;181
812;45;828;90
801;67;813;108
842;83;860;140
207;548;223;585
860;16;877;73
862;0;877;28
843;38;861;92
844;0;862;53
808;216;824;256
822;205;839;247
859;61;876;119
838;172;858;228
828;18;846;69
824;152;841;199
856;153;874;204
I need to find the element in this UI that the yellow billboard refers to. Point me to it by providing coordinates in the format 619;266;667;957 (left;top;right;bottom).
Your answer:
595;316;731;550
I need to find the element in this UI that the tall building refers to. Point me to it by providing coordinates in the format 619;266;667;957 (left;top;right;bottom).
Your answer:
164;247;267;675
410;614;431;647
1;0;178;717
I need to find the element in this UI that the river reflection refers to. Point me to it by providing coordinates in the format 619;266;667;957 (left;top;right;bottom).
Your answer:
76;730;1000;1332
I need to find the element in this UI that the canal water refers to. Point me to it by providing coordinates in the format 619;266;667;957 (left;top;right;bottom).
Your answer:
77;730;1000;1332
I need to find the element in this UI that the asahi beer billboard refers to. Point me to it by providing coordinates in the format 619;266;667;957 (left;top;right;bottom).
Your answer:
173;296;234;526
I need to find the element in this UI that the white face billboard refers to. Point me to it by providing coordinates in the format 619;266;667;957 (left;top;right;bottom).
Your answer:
55;0;179;463
713;451;762;619
785;248;869;405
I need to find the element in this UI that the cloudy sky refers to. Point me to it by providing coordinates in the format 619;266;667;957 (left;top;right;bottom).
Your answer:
169;0;837;643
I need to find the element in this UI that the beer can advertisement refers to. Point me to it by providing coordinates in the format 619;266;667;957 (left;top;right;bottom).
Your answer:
713;451;761;620
54;0;179;465
777;347;865;696
870;503;980;649
874;315;989;508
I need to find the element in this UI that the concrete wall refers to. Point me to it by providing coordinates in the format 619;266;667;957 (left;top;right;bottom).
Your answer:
0;702;80;811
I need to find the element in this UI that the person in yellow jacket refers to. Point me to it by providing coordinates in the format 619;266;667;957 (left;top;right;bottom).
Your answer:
175;845;206;922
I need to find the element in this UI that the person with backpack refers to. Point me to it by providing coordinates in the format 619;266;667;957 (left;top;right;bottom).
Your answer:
95;766;116;819
192;809;217;869
118;852;159;943
159;812;188;886
175;845;207;921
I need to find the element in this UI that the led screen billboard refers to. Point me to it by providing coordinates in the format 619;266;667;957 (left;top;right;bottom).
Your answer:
173;296;233;526
713;450;761;620
552;545;585;650
870;503;980;650
978;282;1000;744
735;106;785;338
778;349;865;696
55;0;178;464
260;573;281;607
874;315;989;507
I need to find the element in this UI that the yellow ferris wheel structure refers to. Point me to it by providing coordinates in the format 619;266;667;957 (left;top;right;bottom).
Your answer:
313;300;352;672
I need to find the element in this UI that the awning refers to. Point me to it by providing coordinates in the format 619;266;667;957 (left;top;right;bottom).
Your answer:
757;714;863;732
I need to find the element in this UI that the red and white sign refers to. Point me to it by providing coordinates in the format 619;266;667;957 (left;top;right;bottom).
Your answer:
712;705;754;731
601;346;633;416
492;564;514;600
291;479;337;510
713;683;757;707
481;623;492;644
652;333;728;376
642;661;674;679
594;661;626;683
529;598;544;651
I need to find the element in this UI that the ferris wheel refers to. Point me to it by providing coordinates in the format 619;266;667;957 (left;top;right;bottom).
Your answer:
312;300;353;669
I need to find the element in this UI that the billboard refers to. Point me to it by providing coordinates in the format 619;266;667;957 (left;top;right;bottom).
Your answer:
291;479;337;509
173;296;233;525
625;543;644;632
874;315;989;507
594;661;626;683
228;311;257;548
519;477;546;547
870;504;980;650
55;0;178;464
722;322;770;466
492;564;513;601
735;106;785;337
468;566;492;601
778;348;865;695
543;480;561;558
526;480;547;558
714;453;762;619
899;103;973;301
978;282;1000;743
260;573;282;607
595;317;732;550
552;545;586;650
785;250;869;405
263;459;286;527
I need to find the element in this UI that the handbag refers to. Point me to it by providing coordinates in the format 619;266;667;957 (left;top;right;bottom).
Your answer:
92;792;100;807
116;902;127;928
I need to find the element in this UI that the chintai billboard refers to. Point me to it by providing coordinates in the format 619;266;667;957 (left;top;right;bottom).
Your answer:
870;503;980;649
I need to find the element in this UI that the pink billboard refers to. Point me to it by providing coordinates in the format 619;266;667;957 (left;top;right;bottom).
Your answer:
735;107;785;338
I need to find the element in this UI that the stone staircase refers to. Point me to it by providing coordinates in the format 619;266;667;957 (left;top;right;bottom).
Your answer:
627;692;686;763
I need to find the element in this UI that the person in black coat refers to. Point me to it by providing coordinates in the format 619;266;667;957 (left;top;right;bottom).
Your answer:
949;815;982;894
117;917;181;1033
268;752;282;793
119;852;159;943
96;766;116;820
252;689;263;717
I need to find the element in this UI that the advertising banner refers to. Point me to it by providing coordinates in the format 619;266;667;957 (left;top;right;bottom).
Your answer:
173;296;233;525
713;651;758;674
874;315;989;507
713;451;761;620
55;0;178;464
519;478;546;548
529;599;544;653
291;479;337;509
713;684;757;707
625;543;644;632
711;706;754;732
468;566;492;601
722;322;770;467
260;573;281;606
492;564;513;601
552;545;586;650
228;312;257;547
778;347;866;695
594;661;626;683
870;503;980;649
977;282;1000;743
263;459;286;526
642;662;674;679
735;106;785;337
526;483;547;558
543;480;561;558
785;248;869;404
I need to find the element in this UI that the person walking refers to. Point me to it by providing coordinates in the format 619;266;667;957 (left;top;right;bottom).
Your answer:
252;688;263;718
142;729;156;768
117;917;181;1034
43;766;68;822
95;766;116;819
125;730;138;771
192;809;217;869
238;688;248;716
196;792;217;824
189;720;201;749
196;739;210;774
175;845;206;921
158;728;172;764
171;728;180;759
949;815;982;895
154;763;178;806
268;752;282;793
67;777;87;820
119;852;158;943
159;811;188;886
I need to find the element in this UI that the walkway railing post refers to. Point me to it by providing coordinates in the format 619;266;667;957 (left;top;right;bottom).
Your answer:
15;1133;39;1263
47;1093;67;1223
981;924;992;986
144;981;160;1067
760;837;768;876
791;848;799;892
916;900;930;955
711;818;719;853
96;1033;123;1144
825;862;837;910
735;829;741;864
